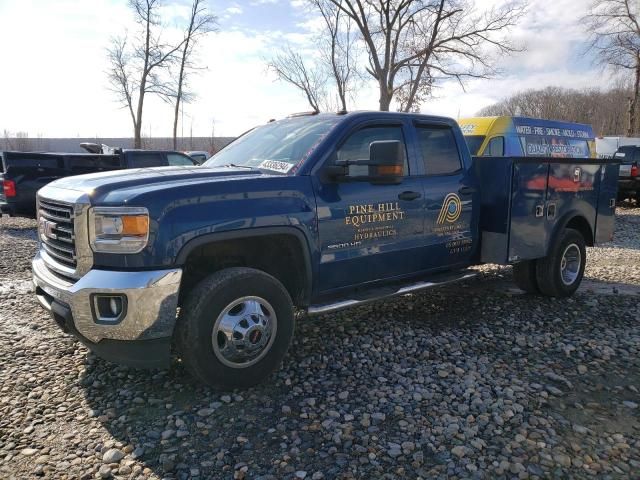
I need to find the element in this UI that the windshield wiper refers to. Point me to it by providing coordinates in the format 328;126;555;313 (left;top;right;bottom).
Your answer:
222;163;257;169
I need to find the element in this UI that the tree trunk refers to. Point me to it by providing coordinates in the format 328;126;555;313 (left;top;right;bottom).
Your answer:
379;81;391;111
628;60;640;137
134;121;142;149
338;84;347;112
134;93;144;148
135;4;151;150
628;98;634;137
173;36;190;150
134;67;146;149
172;101;180;150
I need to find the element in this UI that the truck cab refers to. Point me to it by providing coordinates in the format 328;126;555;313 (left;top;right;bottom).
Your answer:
30;112;619;389
614;145;640;202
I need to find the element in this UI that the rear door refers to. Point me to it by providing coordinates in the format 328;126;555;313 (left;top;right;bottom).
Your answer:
414;123;477;270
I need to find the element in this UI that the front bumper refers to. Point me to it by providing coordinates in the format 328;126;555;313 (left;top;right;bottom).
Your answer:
32;252;182;367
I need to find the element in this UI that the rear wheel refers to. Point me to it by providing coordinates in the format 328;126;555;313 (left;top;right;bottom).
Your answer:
536;228;586;297
175;267;295;389
513;260;539;293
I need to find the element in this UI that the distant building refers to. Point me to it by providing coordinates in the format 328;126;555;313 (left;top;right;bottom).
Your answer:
0;136;234;154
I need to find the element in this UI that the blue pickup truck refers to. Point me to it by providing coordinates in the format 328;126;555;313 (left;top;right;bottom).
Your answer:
31;112;619;389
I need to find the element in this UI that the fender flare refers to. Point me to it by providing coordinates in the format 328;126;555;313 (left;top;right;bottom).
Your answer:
547;210;594;254
175;226;314;305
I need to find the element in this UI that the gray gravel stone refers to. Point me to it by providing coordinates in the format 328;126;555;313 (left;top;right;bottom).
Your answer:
1;209;640;479
98;464;112;478
102;448;124;463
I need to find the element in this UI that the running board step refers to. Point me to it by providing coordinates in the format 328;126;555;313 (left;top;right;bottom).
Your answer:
307;269;478;316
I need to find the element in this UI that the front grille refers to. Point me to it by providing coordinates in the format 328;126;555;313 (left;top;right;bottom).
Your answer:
39;198;77;269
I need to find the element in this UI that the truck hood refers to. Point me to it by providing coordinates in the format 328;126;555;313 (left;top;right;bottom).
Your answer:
47;166;272;199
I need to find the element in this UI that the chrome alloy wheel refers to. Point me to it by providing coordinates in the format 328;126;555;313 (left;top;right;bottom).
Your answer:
211;296;277;368
560;243;581;286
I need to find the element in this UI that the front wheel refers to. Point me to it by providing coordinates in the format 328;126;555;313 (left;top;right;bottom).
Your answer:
175;267;295;389
536;228;586;297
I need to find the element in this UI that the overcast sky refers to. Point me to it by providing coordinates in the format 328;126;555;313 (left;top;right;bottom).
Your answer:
0;0;615;138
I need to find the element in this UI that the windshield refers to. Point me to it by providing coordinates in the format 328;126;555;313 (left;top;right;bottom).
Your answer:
463;135;485;156
205;115;341;174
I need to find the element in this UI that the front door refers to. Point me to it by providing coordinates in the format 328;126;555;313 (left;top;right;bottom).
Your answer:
314;122;426;293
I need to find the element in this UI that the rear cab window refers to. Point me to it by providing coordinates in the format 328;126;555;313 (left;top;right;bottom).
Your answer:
128;153;167;168
167;153;196;166
191;154;207;164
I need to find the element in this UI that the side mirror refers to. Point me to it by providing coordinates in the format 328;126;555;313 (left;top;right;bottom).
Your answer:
321;140;404;184
368;140;403;184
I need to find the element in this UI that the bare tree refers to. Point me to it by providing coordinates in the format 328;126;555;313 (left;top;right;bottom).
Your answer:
2;130;14;151
478;85;633;136
585;0;640;136
312;0;360;111
14;132;30;152
268;46;328;112
107;0;187;148
321;0;525;112
171;0;217;150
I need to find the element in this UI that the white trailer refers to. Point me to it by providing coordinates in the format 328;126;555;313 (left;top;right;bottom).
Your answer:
596;136;640;158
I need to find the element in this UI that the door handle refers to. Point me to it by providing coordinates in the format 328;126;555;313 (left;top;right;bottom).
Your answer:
458;186;477;195
398;191;422;201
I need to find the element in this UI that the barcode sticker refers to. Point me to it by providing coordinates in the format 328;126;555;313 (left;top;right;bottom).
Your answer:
258;160;294;173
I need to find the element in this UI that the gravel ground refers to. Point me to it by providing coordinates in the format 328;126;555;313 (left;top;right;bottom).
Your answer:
0;208;639;480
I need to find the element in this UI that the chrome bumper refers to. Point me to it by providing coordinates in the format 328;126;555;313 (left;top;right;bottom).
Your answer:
32;252;182;343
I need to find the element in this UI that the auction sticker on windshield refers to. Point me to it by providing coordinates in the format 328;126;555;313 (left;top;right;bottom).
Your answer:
259;160;294;173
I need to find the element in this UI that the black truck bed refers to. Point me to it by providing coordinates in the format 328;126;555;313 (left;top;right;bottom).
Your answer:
0;152;124;217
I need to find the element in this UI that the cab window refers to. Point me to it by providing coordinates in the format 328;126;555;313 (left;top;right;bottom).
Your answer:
337;125;408;176
167;153;195;166
416;126;462;176
484;136;504;156
130;153;166;168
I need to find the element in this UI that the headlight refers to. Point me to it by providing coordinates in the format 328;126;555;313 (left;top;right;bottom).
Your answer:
88;207;149;253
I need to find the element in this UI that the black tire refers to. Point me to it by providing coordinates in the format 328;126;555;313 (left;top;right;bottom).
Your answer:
513;260;539;293
535;228;586;297
175;267;294;389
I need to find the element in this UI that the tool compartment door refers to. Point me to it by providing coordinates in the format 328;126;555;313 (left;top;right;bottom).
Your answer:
595;162;620;244
508;162;549;261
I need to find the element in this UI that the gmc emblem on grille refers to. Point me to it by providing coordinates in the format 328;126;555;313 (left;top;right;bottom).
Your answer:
39;218;58;240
